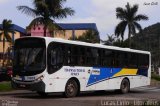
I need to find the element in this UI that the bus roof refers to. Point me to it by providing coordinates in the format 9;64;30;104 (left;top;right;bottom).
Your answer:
18;36;150;55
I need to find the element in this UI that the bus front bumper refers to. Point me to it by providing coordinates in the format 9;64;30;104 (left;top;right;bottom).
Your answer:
12;79;46;92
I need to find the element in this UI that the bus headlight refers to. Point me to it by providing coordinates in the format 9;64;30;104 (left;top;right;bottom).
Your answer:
36;75;44;81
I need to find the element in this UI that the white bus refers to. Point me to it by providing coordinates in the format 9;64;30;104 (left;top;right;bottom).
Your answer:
12;37;151;97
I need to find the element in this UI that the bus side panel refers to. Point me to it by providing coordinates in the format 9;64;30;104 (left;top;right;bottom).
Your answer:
45;66;90;92
45;78;68;92
104;76;150;90
46;78;87;92
130;76;150;88
130;66;151;88
44;66;151;93
94;80;109;90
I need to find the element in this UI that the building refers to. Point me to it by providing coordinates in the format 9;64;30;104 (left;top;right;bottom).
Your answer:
27;23;98;40
0;24;26;66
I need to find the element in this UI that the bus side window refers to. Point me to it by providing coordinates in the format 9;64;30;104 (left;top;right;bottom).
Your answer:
66;45;76;66
86;48;92;66
138;54;149;69
128;53;138;68
48;44;64;74
67;46;72;65
91;48;99;66
71;46;78;66
51;47;63;66
117;52;126;68
102;50;113;67
51;50;56;65
78;47;85;65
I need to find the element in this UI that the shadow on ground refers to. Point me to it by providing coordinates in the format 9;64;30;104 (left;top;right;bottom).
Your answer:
0;90;147;100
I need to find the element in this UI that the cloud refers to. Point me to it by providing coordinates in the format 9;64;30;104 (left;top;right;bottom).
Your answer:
0;0;9;4
0;0;159;40
87;0;160;39
64;0;160;39
60;0;160;39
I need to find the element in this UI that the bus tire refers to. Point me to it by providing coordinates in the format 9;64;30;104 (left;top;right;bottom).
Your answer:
64;79;78;98
37;91;48;97
120;79;130;94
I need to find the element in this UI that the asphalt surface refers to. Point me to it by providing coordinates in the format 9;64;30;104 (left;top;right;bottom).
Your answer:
0;86;160;106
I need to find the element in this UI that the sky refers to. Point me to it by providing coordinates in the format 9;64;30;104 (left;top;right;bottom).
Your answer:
0;0;160;40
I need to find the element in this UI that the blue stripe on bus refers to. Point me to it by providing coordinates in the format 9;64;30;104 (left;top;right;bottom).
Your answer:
87;67;148;86
87;68;122;86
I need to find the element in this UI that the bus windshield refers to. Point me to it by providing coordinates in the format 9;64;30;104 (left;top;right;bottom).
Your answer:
13;38;46;76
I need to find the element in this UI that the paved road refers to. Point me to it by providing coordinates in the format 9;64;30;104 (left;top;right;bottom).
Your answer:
0;86;160;106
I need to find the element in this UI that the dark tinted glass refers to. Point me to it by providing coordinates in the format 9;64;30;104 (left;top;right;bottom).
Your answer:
13;38;46;76
102;50;113;67
48;43;64;74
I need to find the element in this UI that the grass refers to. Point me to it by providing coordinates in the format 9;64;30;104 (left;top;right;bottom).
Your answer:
0;81;12;92
151;73;160;81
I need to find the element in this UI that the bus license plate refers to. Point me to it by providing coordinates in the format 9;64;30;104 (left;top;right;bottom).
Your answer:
20;84;26;88
25;76;35;81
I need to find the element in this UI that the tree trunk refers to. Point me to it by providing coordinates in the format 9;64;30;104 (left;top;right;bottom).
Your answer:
44;25;47;37
2;38;5;67
128;25;131;48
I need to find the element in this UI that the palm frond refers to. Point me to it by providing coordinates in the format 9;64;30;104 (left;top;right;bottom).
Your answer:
17;6;37;17
115;25;121;37
115;21;127;40
47;21;62;31
4;33;12;42
107;34;116;44
130;24;136;35
8;30;16;35
125;2;131;13
134;22;142;32
54;7;75;19
131;4;138;17
34;0;48;14
116;7;127;20
134;14;149;21
2;19;12;29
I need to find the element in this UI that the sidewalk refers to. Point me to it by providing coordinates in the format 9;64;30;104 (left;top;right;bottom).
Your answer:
150;79;160;87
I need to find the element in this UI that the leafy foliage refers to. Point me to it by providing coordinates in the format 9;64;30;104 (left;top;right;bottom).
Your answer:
131;23;160;67
101;34;116;45
115;2;148;47
152;73;160;81
0;19;15;66
70;30;100;43
17;0;75;36
101;34;128;47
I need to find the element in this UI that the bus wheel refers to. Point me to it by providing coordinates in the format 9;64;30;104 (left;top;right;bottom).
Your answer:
120;79;130;94
64;79;78;98
37;92;48;97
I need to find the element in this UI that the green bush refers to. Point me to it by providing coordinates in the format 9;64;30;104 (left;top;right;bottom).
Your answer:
151;74;160;81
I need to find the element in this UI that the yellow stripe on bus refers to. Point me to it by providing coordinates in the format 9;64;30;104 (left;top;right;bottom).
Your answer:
113;68;138;77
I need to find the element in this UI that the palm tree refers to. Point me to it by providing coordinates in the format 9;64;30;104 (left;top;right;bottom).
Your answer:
101;34;116;45
17;0;74;37
115;2;148;48
0;19;14;66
